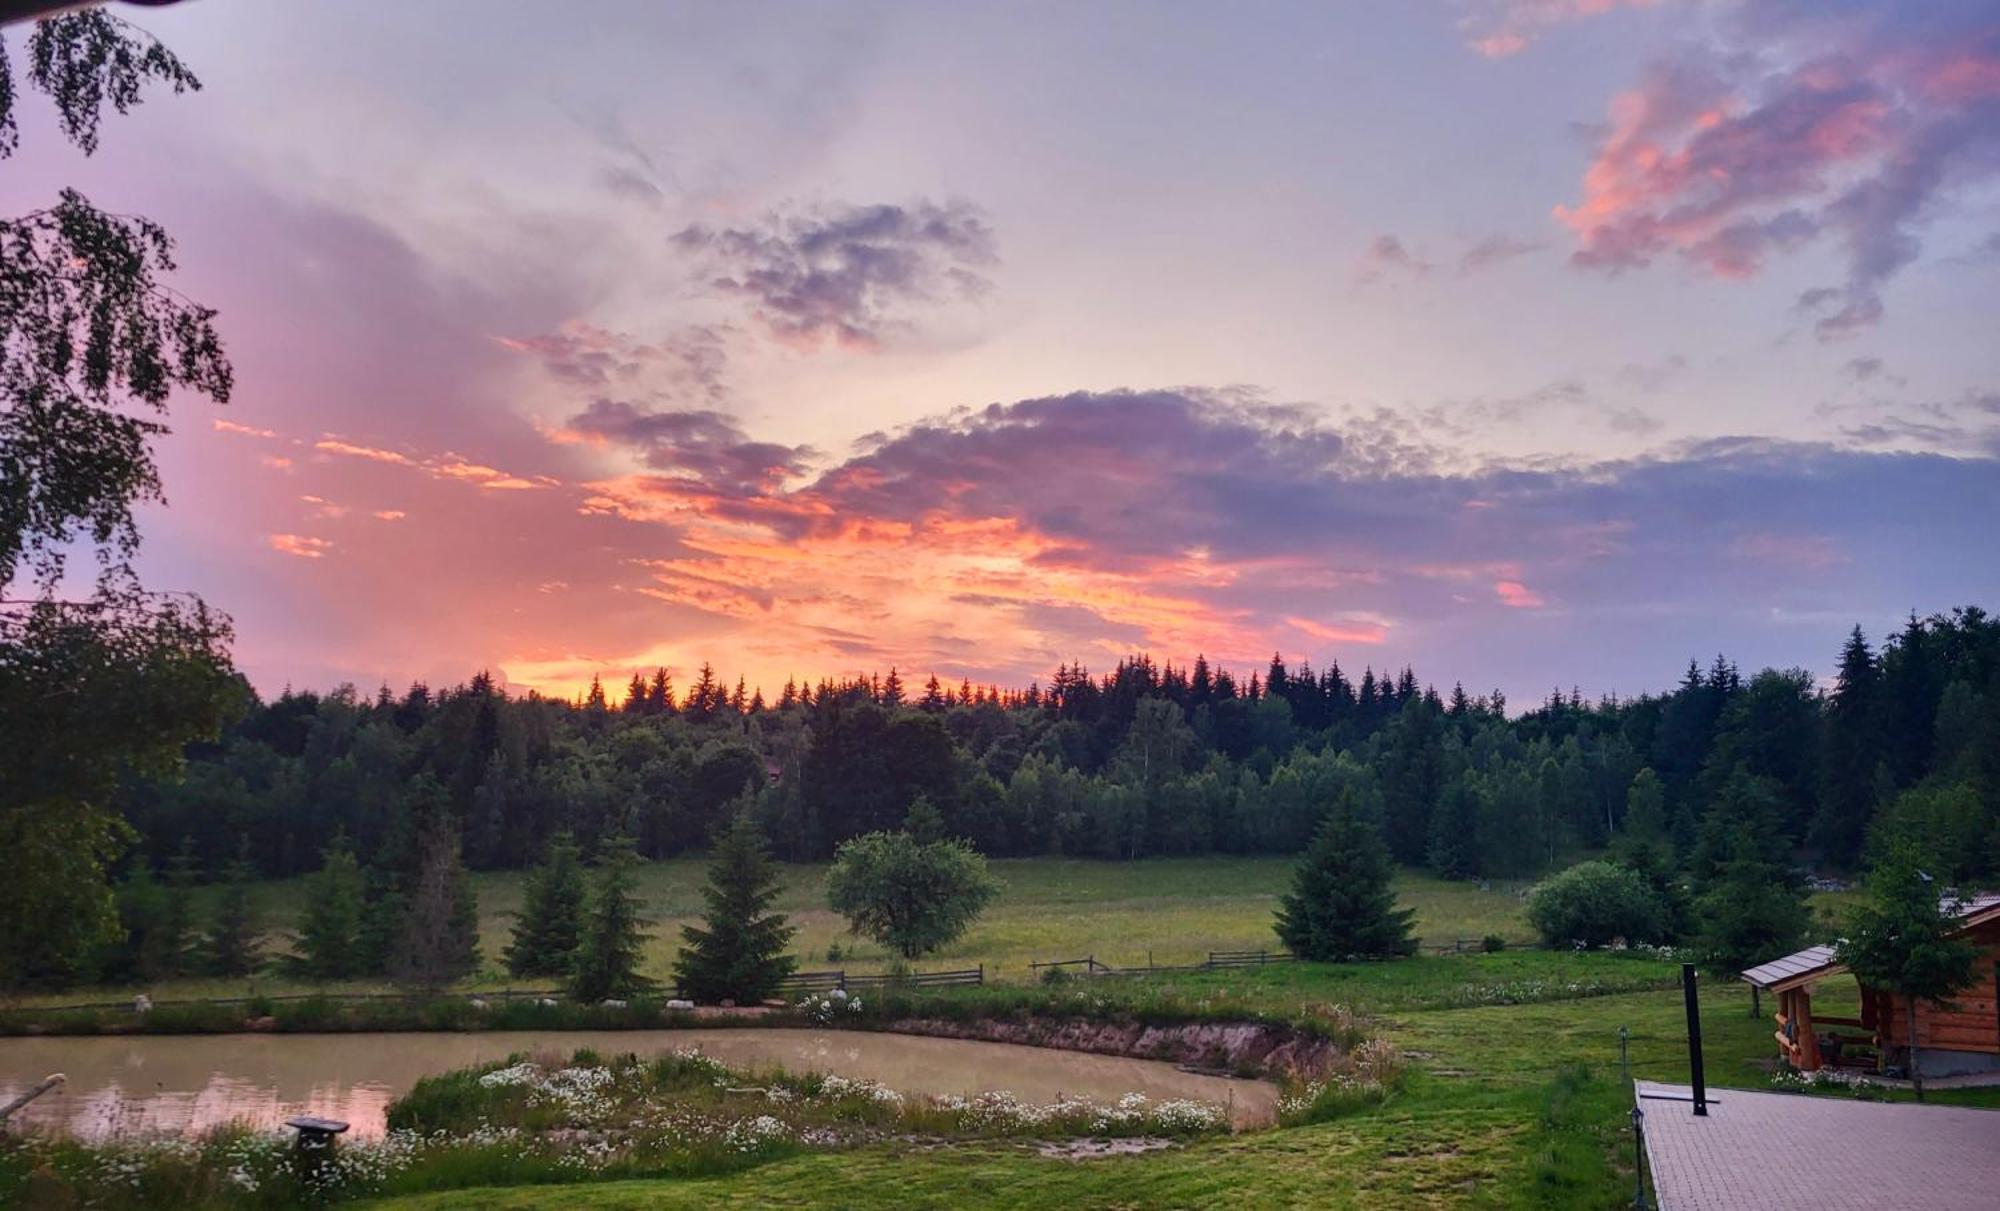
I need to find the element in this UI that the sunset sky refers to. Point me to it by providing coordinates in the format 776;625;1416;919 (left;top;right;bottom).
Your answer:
5;0;1997;703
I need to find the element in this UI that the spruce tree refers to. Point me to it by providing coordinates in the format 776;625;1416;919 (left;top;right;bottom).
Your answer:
569;833;655;1002
1836;840;1980;1098
1813;626;1883;866
154;838;200;980
291;837;366;980
1692;824;1809;977
203;841;262;977
1275;788;1417;960
389;806;481;992
673;811;796;1003
504;831;586;978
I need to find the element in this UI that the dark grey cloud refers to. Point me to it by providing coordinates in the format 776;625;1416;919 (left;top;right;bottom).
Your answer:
504;324;732;405
1355;234;1433;283
566;401;814;493
1457;233;1545;274
671;200;996;348
1616;354;1690;392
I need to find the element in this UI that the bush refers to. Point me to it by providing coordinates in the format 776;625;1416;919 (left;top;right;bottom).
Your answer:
1525;861;1664;949
1481;935;1507;953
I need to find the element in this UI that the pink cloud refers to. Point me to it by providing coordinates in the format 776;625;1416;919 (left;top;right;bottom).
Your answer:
1460;0;1668;59
1495;579;1546;608
1553;2;2000;335
1726;531;1847;570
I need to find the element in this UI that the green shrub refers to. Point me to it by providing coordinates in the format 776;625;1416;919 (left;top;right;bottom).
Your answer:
1481;934;1507;953
1525;861;1664;949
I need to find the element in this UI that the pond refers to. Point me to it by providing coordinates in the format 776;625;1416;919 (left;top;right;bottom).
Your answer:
0;1028;1277;1139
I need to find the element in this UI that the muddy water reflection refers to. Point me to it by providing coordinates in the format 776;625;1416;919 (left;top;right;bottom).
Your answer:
0;1028;1276;1139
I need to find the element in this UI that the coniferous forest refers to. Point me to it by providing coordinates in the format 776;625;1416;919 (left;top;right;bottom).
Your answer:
97;607;1998;923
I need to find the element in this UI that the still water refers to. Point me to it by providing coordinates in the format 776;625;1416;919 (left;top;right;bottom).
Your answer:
0;1028;1276;1138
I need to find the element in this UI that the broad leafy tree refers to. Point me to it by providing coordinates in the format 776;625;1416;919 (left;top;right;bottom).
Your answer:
826;828;1000;959
0;9;233;994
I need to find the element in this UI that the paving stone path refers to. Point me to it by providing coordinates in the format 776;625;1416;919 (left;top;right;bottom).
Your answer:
1636;1080;2000;1210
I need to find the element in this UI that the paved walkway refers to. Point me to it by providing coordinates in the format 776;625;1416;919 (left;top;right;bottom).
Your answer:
1637;1081;2000;1210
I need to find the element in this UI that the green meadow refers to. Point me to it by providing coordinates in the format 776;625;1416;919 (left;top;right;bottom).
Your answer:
18;857;1544;1005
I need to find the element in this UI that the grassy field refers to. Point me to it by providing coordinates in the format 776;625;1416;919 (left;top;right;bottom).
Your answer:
352;958;2000;1211
17;857;1967;1208
20;857;1544;1005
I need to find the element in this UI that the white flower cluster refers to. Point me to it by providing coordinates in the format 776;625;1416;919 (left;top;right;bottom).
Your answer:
809;1073;903;1107
723;1114;792;1152
933;1089;1223;1135
1771;1067;1883;1094
796;991;866;1024
474;1062;623;1122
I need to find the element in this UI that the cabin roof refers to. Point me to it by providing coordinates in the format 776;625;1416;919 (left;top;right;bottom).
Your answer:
1740;893;2000;993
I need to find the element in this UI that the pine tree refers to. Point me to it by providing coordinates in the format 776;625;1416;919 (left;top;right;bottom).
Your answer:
504;831;586;978
389;805;480;992
1612;768;1688;939
569;834;655;1002
673;811;796;1004
1275;788;1417;960
1425;777;1482;879
152;838;200;980
203;841;262;977
291;837;366;980
1814;626;1883;866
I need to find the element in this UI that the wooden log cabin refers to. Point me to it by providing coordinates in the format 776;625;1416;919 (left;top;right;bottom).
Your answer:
1740;894;2000;1078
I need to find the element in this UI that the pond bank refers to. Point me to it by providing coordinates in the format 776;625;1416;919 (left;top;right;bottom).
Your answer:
0;1027;1280;1140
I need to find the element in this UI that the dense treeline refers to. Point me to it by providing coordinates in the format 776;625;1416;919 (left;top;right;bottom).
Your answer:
116;608;2000;897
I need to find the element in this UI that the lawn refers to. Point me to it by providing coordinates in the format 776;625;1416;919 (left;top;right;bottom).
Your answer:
19;857;1543;1005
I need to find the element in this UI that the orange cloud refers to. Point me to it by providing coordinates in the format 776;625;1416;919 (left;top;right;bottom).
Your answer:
374;510;407;521
269;533;334;560
317;437;414;465
1286;616;1390;645
214;418;278;438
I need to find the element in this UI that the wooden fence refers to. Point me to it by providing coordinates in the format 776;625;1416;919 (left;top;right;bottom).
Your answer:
777;966;986;994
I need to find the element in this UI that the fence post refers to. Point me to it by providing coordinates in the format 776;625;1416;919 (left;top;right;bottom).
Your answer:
1630;1103;1648;1209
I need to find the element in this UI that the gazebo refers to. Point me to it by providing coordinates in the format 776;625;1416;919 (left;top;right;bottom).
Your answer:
1740;894;2000;1077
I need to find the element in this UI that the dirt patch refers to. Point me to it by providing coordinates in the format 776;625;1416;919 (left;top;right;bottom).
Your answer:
883;1016;1348;1080
1037;1137;1181;1159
